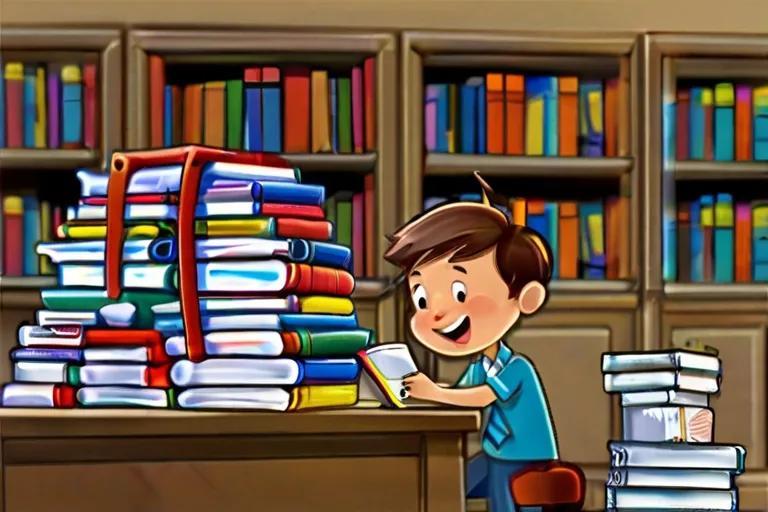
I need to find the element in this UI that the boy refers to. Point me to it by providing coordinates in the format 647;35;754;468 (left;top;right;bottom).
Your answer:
383;173;559;512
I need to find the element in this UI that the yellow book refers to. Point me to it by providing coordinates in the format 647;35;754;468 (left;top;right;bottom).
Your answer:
701;88;714;108
701;196;714;228
3;196;23;216
299;296;355;315
4;63;23;81
525;97;544;155
714;83;734;107
755;86;768;111
447;84;457;153
195;218;272;237
754;202;768;228
714;195;734;227
61;65;81;84
288;384;358;411
511;198;527;226
40;201;53;274
56;223;164;240
35;67;47;148
587;212;605;257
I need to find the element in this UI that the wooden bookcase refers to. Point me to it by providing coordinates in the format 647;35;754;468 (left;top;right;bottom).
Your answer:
125;29;400;342
646;34;768;480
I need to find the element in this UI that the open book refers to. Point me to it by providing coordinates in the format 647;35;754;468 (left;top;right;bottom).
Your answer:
357;343;419;408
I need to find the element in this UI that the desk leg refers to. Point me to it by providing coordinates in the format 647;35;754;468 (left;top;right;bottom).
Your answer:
422;433;465;512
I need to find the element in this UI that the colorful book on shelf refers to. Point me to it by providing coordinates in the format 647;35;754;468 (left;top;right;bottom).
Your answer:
579;80;604;157
755;86;768;161
713;83;734;161
735;85;753;161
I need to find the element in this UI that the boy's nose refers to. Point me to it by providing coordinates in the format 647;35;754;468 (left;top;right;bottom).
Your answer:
433;311;446;322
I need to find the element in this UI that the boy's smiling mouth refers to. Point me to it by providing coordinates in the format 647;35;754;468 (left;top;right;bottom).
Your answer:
434;315;472;344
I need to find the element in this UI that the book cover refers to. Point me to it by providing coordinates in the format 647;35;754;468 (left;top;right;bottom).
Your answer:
425;85;438;151
23;66;36;148
1;383;76;408
558;77;578;157
735;85;753;161
755;86;768;160
311;70;331;153
622;405;713;443
364;57;376;151
4;62;23;148
714;83;735;161
77;387;172;408
460;79;478;153
486;73;504;154
47;63;61;148
604;370;720;394
203;81;226;147
357;343;419;408
226;78;244;150
676;201;691;282
435;84;448;152
262;67;282;152
606;487;737;510
607;467;732;489
284;66;311;153
504;74;524;155
148;55;165;147
34;66;47;148
714;193;735;282
608;440;746;472
735;202;752;282
525;76;546;156
675;87;690;160
579;80;604;156
620;390;709;408
602;349;720;374
175;384;358;411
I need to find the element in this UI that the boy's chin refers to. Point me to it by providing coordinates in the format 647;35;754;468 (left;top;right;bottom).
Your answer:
420;335;493;357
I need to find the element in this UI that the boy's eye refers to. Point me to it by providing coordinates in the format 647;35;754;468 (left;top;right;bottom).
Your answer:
452;281;467;303
412;285;428;310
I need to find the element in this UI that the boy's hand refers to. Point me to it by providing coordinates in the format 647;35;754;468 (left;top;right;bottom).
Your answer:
402;372;441;402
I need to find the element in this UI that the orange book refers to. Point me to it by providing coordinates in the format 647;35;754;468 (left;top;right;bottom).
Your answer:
504;74;525;155
617;57;631;156
511;199;527;226
364;172;376;277
148;56;165;147
203;82;226;147
311;70;331;153
558;202;579;279
283;66;311;153
364;57;376;151
486;73;504;154
604;78;618;157
558;77;579;156
182;84;203;144
617;196;630;279
605;197;627;279
735;86;753;161
735;202;752;282
171;85;182;145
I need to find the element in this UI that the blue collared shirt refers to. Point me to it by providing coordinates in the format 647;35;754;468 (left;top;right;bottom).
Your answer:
457;342;559;461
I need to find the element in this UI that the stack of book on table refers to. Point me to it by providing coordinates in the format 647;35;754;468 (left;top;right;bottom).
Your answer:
1;146;375;411
602;344;746;511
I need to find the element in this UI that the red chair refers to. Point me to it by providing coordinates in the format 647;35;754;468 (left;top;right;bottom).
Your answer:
509;460;586;512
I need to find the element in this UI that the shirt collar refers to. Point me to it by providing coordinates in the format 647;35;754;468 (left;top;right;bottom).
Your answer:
480;341;514;368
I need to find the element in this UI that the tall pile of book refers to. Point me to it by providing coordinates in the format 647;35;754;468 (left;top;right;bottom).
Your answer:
0;146;374;411
602;344;746;510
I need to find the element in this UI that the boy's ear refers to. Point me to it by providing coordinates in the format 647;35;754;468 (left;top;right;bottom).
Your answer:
517;281;547;315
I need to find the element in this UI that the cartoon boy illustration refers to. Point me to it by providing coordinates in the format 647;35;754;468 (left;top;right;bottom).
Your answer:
383;173;559;511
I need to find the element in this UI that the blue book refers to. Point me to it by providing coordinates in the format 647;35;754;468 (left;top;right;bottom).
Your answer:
754;202;768;281
260;182;325;206
23;66;36;148
755;87;768;161
11;348;83;363
301;358;360;383
714;193;734;282
22;195;40;276
262;72;281;152
689;200;704;282
477;82;487;154
245;82;262;152
330;78;338;152
578;80;604;156
290;240;352;269
461;78;481;153
689;87;706;160
527;203;549;240
545;202;559;279
280;313;358;331
435;84;449;152
163;85;173;147
0;59;5;148
579;202;606;279
62;69;83;147
714;84;734;161
544;77;559;156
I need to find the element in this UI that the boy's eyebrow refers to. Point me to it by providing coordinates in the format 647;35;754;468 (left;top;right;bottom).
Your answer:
410;270;421;277
452;265;467;274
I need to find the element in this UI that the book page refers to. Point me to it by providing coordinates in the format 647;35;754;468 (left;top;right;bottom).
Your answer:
366;343;418;379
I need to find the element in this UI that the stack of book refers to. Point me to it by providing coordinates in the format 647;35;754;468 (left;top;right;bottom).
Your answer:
1;147;375;411
602;345;746;510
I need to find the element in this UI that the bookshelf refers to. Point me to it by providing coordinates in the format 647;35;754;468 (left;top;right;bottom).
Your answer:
125;29;399;341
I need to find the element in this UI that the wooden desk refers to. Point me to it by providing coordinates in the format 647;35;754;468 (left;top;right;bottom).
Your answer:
0;408;479;512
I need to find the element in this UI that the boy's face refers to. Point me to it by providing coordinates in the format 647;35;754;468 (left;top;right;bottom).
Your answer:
407;248;522;357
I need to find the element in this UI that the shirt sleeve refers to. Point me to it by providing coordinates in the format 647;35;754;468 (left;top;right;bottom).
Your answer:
455;363;476;388
486;357;534;402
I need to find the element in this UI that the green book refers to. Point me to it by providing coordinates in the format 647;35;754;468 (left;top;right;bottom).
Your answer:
226;79;244;149
40;289;178;329
325;195;338;239
335;193;353;248
296;328;373;357
337;77;352;153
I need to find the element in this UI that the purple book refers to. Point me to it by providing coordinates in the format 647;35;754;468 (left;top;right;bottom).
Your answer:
351;66;364;152
425;85;438;151
11;347;83;362
47;65;61;148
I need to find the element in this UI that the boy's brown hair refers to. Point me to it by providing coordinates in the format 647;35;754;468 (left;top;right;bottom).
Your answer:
384;173;553;299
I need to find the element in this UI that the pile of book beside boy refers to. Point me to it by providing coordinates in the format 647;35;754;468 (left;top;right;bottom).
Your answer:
602;344;746;510
0;147;375;411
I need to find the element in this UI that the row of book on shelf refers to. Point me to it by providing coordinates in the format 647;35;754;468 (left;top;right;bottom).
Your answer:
669;194;768;283
424;194;630;280
148;56;376;154
675;83;768;161
425;71;628;157
0;61;98;150
0;147;403;411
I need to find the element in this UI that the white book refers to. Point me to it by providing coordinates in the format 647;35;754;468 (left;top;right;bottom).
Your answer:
606;487;737;510
603;370;720;394
164;331;285;357
18;324;83;347
83;347;152;363
196;260;289;292
154;313;282;333
38;239;157;263
609;441;746;472
602;349;720;374
1;383;66;407
76;203;178;221
152;297;298;316
622;406;713;442
177;387;292;410
59;264;176;289
77;387;170;408
77;364;164;387
14;361;68;383
620;390;709;408
37;310;98;327
358;343;419;408
607;467;732;489
201;182;258;202
171;359;302;387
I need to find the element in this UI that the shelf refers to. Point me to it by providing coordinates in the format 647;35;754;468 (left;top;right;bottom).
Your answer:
673;160;768;180
424;54;619;75
281;153;377;173
664;283;768;301
0;149;100;171
425;154;633;178
546;280;638;310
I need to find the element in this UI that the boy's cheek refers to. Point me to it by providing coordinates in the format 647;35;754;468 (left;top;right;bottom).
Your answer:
466;294;501;320
410;312;433;339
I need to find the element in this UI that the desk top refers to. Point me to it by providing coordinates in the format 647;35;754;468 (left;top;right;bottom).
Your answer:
0;407;481;438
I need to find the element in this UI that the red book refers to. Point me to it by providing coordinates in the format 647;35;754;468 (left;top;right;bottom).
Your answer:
149;56;165;148
284;263;355;296
83;63;98;150
676;88;690;160
275;218;333;241
260;203;325;220
84;329;164;347
703;99;714;160
53;206;63;237
364;173;376;277
4;63;24;148
363;57;376;151
3;195;23;276
106;147;295;362
283;67;310;153
82;194;179;206
352;192;365;277
352;66;364;153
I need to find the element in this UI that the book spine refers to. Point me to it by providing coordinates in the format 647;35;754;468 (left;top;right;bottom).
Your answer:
34;66;47;148
183;84;203;144
434;84;448;152
364;57;376;151
735;85;753;161
149;56;165;148
262;67;281;153
3;195;23;276
703;87;714;160
283;66;310;153
22;195;40;276
505;74;524;155
335;196;352;248
275;218;333;242
225;79;244;150
558;202;579;279
676;201;691;282
544;76;558;156
525;77;545;156
579;202;606;279
755;86;768;161
753;202;768;280
714;83;735;161
40;200;53;275
171;85;182;145
714;193;735;282
579;80;604;156
163;85;173;147
83;63;97;149
676;88;690;160
352;192;365;277
351;65;364;153
337;77;352;153
47;64;61;148
311;70;331;153
203;81;226;147
558;77;579;157
700;194;715;281
604;77;618;157
477;81;487;154
735;202;752;282
447;84;457;153
23;66;36;148
424;85;438;151
486;73;504;154
364;173;375;277
330;78;338;153
459;82;476;153
0;59;4;148
689;200;704;282
4;63;23;148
